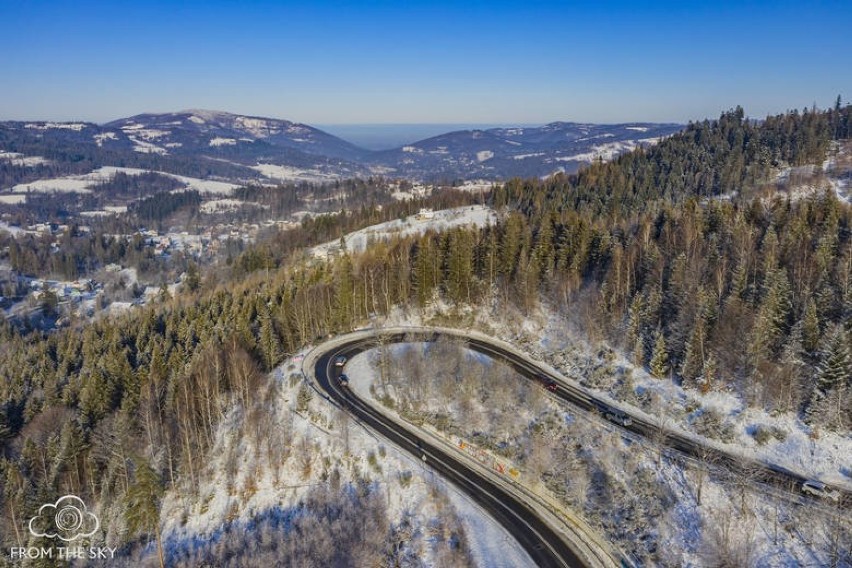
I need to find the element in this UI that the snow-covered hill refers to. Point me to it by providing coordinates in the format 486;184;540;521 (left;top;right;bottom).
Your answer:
104;110;371;162
0;111;683;191
369;122;682;179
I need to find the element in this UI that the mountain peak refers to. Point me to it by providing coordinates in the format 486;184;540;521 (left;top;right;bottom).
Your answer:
180;108;231;118
177;109;237;123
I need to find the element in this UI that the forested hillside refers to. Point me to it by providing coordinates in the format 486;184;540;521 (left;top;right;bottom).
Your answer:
1;104;849;562
494;104;847;216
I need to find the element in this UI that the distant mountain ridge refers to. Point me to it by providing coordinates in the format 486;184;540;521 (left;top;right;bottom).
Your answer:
0;110;683;186
368;121;681;179
104;110;371;162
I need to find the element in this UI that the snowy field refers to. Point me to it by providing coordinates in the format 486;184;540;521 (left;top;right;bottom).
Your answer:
209;137;237;147
824;140;851;204
167;173;240;194
4;166;240;195
554;138;661;164
24;122;86;131
8;166;145;193
0;194;27;204
770;141;851;204
251;163;339;183
0;151;51;166
309;205;496;258
199;198;255;213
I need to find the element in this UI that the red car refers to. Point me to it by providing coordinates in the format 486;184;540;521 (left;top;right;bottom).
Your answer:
538;375;558;391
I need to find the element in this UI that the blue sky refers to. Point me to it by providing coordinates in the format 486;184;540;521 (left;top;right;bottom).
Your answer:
1;0;849;124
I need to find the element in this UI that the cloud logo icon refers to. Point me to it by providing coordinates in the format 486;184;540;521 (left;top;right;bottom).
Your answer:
28;495;99;541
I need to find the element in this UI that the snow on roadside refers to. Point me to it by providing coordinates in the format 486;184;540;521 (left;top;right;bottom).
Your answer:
349;322;844;566
376;299;852;491
536;304;850;489
157;350;530;567
346;350;535;568
599;346;852;490
443;487;536;568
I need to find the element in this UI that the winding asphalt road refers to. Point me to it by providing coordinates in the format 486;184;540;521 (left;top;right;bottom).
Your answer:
307;327;848;568
464;335;849;507
310;332;614;568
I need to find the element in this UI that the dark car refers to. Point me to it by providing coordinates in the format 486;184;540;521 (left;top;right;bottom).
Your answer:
338;374;349;387
604;409;632;427
537;375;558;391
334;355;347;367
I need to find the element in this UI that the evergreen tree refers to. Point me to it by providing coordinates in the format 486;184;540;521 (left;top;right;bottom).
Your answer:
532;214;555;279
413;236;438;307
627;295;646;366
1;102;851;561
499;214;524;277
696;352;718;394
801;298;821;354
805;325;851;429
749;269;793;362
807;385;850;431
185;262;201;292
650;329;669;379
680;320;707;384
334;251;355;328
258;310;281;372
445;229;474;304
125;459;165;568
813;326;851;398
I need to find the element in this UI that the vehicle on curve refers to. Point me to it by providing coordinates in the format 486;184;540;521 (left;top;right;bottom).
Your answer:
604;408;633;427
801;480;840;502
334;355;347;367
